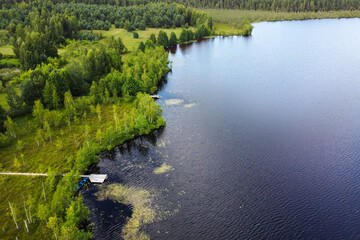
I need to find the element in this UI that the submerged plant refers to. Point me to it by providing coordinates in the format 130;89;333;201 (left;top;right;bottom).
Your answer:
96;184;157;240
153;163;173;175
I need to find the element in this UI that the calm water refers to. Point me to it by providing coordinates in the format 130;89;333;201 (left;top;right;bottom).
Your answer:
83;18;360;239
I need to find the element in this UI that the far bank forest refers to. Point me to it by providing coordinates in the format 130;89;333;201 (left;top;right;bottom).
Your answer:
0;0;358;239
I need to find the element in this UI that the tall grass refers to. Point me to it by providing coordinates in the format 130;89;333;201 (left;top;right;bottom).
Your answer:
202;9;360;24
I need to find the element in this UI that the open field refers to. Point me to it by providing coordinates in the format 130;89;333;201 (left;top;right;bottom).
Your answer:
202;9;360;24
0;45;14;55
96;27;188;50
58;26;190;58
0;86;20;111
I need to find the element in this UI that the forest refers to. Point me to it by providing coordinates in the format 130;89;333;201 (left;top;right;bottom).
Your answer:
2;0;360;11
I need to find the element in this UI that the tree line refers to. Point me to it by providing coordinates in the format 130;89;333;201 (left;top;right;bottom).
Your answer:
0;1;208;31
2;0;359;12
0;1;210;70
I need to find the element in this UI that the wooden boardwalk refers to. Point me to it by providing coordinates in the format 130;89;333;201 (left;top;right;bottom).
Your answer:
0;172;108;183
150;95;160;99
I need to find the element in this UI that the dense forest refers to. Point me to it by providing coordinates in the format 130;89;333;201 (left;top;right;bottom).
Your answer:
2;0;360;12
0;2;208;30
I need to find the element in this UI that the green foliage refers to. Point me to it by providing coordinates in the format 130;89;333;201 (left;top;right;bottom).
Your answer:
157;30;169;46
14;31;58;70
208;17;213;30
169;32;178;46
77;31;100;41
194;24;212;38
137;41;145;52
75;142;99;173
133;32;139;38
48;69;71;104
33;100;46;126
0;132;11;147
3;115;17;138
0;58;21;68
6;85;23;112
149;33;157;44
0;104;6;132
0;4;173;238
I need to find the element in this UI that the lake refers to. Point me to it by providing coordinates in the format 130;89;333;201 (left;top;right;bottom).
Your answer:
83;18;360;239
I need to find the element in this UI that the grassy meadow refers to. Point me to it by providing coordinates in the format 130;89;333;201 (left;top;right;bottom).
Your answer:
0;45;14;55
202;9;360;24
0;98;151;239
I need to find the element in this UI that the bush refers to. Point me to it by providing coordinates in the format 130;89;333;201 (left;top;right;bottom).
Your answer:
133;32;139;38
0;133;11;147
0;58;21;68
77;31;100;41
139;22;146;30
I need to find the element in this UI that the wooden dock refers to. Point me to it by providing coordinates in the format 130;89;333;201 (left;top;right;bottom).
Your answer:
150;95;160;99
0;172;108;183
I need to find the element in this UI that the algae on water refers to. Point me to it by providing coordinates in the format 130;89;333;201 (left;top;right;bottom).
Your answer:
165;99;184;105
96;184;156;240
184;103;196;108
153;163;173;175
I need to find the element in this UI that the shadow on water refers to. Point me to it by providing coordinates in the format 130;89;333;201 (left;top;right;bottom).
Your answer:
168;38;215;54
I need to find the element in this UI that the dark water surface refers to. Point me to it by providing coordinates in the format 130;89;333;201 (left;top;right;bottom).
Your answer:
83;19;360;239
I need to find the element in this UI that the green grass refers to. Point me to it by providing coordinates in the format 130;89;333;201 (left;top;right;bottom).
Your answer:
95;26;187;51
0;86;20;111
212;23;246;36
58;26;189;60
0;45;14;55
0;99;140;239
0;59;21;68
202;9;360;24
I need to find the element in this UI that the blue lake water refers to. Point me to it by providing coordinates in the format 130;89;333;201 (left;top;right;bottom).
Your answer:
84;18;360;239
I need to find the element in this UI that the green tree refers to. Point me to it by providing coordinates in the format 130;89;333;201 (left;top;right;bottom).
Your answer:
124;20;131;31
208;17;213;30
96;104;101;122
4;116;17;138
33;100;46;125
169;32;178;46
157;30;169;46
0;105;7;132
44;121;52;143
14;157;21;170
179;29;188;43
113;105;119;131
149;33;156;44
43;80;54;109
52;89;60;109
137;42;145;52
48;69;70;104
64;91;75;130
90;81;101;103
6;86;23;111
96;129;102;144
64;196;89;227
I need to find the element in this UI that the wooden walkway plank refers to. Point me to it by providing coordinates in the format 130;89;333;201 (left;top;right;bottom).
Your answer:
0;172;108;183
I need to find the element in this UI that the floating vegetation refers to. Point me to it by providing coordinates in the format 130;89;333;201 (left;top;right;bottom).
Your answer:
165;99;184;105
184;103;196;108
96;184;156;240
153;163;173;175
156;140;166;148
